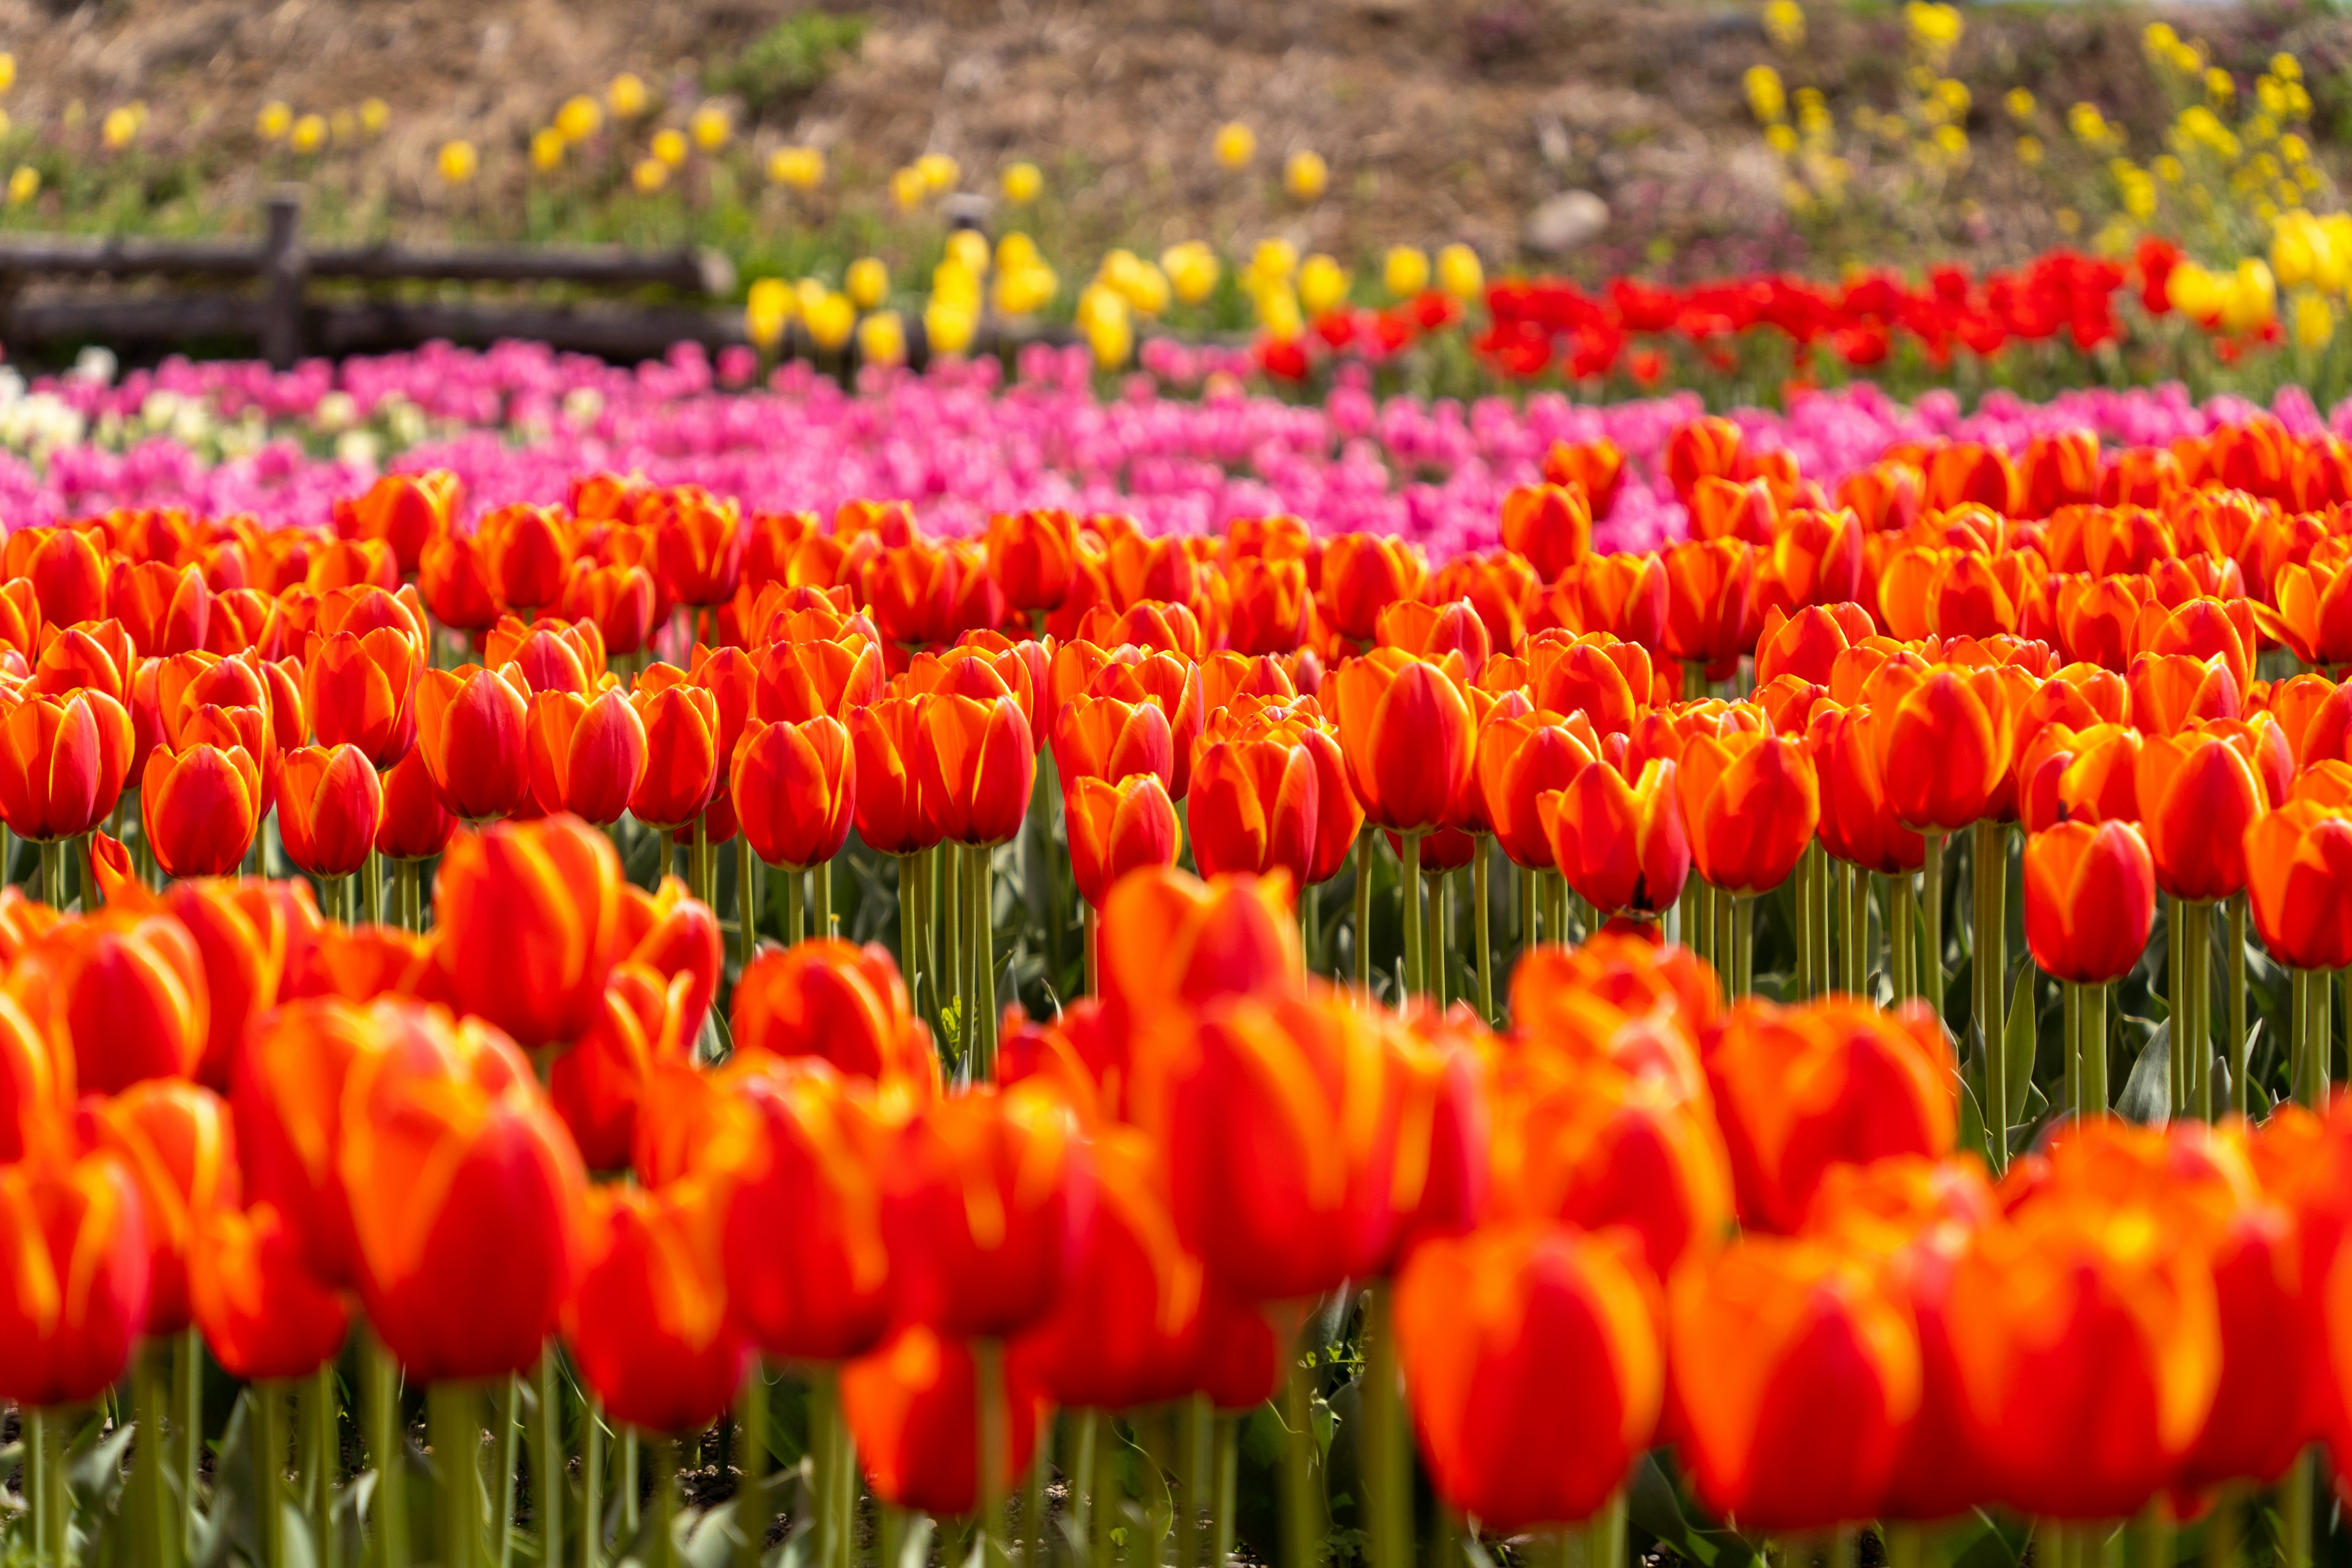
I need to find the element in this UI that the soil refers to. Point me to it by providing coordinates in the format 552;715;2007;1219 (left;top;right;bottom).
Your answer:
0;0;2337;277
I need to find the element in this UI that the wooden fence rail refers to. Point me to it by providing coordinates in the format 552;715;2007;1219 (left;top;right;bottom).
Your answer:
0;189;744;367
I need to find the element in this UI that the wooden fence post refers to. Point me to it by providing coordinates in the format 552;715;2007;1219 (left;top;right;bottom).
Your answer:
260;187;306;369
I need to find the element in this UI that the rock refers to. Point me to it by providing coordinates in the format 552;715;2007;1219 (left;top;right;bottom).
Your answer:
1523;189;1610;256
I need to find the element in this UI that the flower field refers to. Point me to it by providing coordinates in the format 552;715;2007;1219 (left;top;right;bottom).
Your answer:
0;341;2340;1568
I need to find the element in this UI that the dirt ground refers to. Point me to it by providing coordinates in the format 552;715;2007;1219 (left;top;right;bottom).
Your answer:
0;0;2338;274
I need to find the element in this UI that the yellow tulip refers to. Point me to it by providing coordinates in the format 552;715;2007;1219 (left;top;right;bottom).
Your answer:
1284;149;1328;202
557;95;603;143
997;232;1042;273
631;157;669;194
932;258;982;310
805;292;856;351
995;264;1059;316
890;166;927;211
100;106;138;150
746;278;795;349
946;229;991;277
7;165;37;206
359;98;389;135
1213;122;1256;169
257;101;293;142
530;127;565;172
690;105;731;152
2293;290;2334;350
1384;246;1431;298
290;113;327;155
330;109;355;143
846;257;891;310
0;55;17;94
609;73;650;119
2221;258;2278;332
1249;238;1298;282
1161;242;1221;306
767;146;825;190
925;299;978;356
858;310;908;366
1255;284;1304;341
1297;254;1350;315
437;140;478;186
1763;0;1804;50
915;153;961;192
652;128;688;166
1001;161;1042;205
1437;243;1484;301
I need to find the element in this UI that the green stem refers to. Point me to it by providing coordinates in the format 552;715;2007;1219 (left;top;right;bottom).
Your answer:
1732;894;1754;999
2228;894;2248;1116
1069;1409;1098;1545
583;1403;605;1568
2285;1447;2315;1568
1890;872;1915;1003
809;1367;841;1568
1281;1346;1321;1568
2083;982;2109;1116
1975;821;2007;1169
1585;1489;1626;1568
2203;1487;2241;1568
1690;878;1712;968
39;837;59;910
1921;832;1945;1020
1355;832;1374;990
1400;832;1424;1000
650;1434;680;1568
1886;1523;1925;1568
1426;869;1446;1006
1213;1413;1238;1568
2132;1501;2171;1568
738;834;758;965
1303;880;1321;978
301;1364;336;1566
533;1348;562;1568
26;1408;47;1568
1023;1412;1049;1568
944;843;965;1068
2168;895;2187;1115
1084;905;1099;998
1530;862;1548;957
1363;1291;1412;1568
734;1369;766;1568
2064;980;2081;1123
130;1344;181;1568
1095;1415;1125;1568
179;1327;203;1560
1714;879;1733;980
897;855;919;1003
1175;1398;1205;1568
784;865;804;948
971;843;997;1078
815;856;833;943
2191;900;2214;1122
975;1338;1007;1564
364;1331;409;1568
1795;845;1815;998
428;1384;478;1568
620;1427;639;1539
257;1383;288;1568
492;1376;518;1568
1473;843;1493;1024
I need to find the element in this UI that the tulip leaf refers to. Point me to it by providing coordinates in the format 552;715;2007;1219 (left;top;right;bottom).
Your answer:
1954;1065;1989;1166
1948;1507;2034;1568
65;1413;135;1516
277;1501;320;1568
681;1499;742;1568
1626;1451;1761;1568
2118;1018;2172;1126
2003;966;2038;1131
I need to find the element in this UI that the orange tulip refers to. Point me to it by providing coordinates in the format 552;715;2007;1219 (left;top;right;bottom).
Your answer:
2245;802;2352;971
1396;1221;1661;1532
1665;416;1743;505
718;1057;895;1359
753;633;884;726
303;624;420;766
648;485;745;609
733;714;856;872
920;693;1035;846
1066;772;1183;908
884;1080;1093;1336
484;614;605;696
1188;733;1319;886
565;1179;747;1432
1378;597;1491;684
986;508;1079;614
1670;1237;1920;1529
1329;650;1474;834
416;663;530;823
276;744;383;880
1678;733;1819;895
22;525;110;628
1318;533;1428;646
1542;437;1626;513
28;619;135;704
2129;651;2241;734
1660;538;1757;679
562;559;660;657
1499;481;1593;582
1812;707;1923;876
0;689;135;842
1540;757;1688;917
333;470;458;575
1703;998;1955;1232
1473;708;1596;871
2134;731;2265;902
71;1078;237;1334
1869;666;2011;832
1754;603;1877;688
1087;651;1204;798
0;1148;151;1406
190;1199;352;1382
2022;822;2158;986
625;674;722;829
432;815;627;1048
1010;1125;1205;1410
843;1322;1050;1516
1052;693;1174;794
524;687;646;826
732;939;935;1085
1528;633;1650;737
419;532;500;635
848;697;940;858
1227;556;1311;655
143;739;263;878
341;998;587;1381
1947;1193;2219;1519
110;559;211;658
1550;554;1668;652
480;502;575;613
375;747;456;861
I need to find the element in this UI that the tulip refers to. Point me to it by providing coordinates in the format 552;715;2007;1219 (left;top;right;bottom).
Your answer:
2022;822;2157;987
2129;651;2241;734
339;998;587;1381
1088;652;1205;798
0;1148;151;1407
734;714;856;877
71;1077;237;1341
375;748;456;862
649;485;746;609
1703;998;1955;1232
416;664;530;822
111;559;211;658
0;689;136;845
1319;533;1428;644
547;961;684;1171
883;1080;1094;1337
1540;758;1688;918
277;744;384;880
190;1200;353;1382
921;693;1036;846
1871;667;2011;832
1011;1125;1205;1410
1052;693;1174;793
0;987;64;1163
29;620;135;704
1678;733;1819;899
480;503;575;613
2136;731;2265;902
1227;556;1311;654
755;635;884;725
1475;709;1598;871
334;470;458;576
1947;1194;2220;1519
485;614;606;695
1188;734;1319;886
850;698;941;858
720;1057;896;1360
304;625;421;767
2245;803;2352;972
526;687;647;826
1096;867;1303;1033
1670;1237;1920;1529
23;526;110;628
1066;772;1183;908
562;560;660;657
232;997;401;1286
1660;539;1755;679
733;938;935;1086
987;508;1079;615
1529;634;1649;736
143;741;263;878
433;815;627;1049
627;675;723;829
1395;1221;1660;1531
419;532;500;637
1499;481;1593;583
564;1180;747;1433
1329;650;1474;833
843;1322;1050;1517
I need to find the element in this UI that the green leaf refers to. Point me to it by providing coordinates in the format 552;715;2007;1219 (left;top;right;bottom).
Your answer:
1949;1508;2034;1568
2119;1018;2173;1126
1955;1063;1989;1166
2004;965;2038;1130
